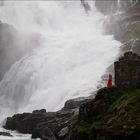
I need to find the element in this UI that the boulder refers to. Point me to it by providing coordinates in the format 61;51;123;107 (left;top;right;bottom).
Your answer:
57;126;69;140
0;131;12;137
63;97;91;110
32;109;46;114
78;87;121;123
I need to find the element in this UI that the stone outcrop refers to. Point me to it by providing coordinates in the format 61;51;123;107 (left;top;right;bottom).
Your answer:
0;131;12;137
115;51;140;88
78;87;121;123
4;97;91;140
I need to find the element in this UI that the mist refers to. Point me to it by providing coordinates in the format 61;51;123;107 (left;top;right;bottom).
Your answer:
0;1;121;121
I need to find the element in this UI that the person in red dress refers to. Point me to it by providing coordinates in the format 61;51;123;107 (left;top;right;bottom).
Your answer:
107;74;112;88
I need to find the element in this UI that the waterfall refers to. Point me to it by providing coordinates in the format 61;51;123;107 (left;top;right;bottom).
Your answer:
0;1;121;120
117;0;121;9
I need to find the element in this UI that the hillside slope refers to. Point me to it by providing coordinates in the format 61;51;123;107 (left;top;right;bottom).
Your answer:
69;86;140;140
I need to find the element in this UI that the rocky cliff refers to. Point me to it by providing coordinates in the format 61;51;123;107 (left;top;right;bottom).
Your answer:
95;0;140;55
68;52;140;140
4;86;140;140
95;0;140;83
4;52;140;140
69;86;140;140
95;0;138;15
2;1;140;140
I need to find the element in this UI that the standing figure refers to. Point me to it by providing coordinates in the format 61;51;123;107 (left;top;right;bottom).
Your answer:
107;74;112;88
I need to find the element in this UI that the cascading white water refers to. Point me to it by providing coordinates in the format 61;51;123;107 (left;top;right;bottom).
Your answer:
0;1;121;120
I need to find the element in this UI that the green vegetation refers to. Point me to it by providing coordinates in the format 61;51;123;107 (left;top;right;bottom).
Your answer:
69;87;140;140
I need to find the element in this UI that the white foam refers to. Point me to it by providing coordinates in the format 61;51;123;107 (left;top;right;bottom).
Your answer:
0;1;121;121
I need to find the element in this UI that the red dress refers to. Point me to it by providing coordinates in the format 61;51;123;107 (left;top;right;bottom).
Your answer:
107;74;112;87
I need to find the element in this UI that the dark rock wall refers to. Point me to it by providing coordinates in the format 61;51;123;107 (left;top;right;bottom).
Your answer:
95;0;139;15
115;52;140;88
95;0;140;55
95;0;118;15
94;0;140;57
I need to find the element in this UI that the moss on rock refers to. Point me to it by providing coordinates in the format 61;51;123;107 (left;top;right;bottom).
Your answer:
69;87;140;140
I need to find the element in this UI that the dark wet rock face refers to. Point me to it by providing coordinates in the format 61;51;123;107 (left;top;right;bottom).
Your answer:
78;87;122;124
4;97;91;140
4;110;72;140
63;97;91;110
5;113;31;132
0;131;12;137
